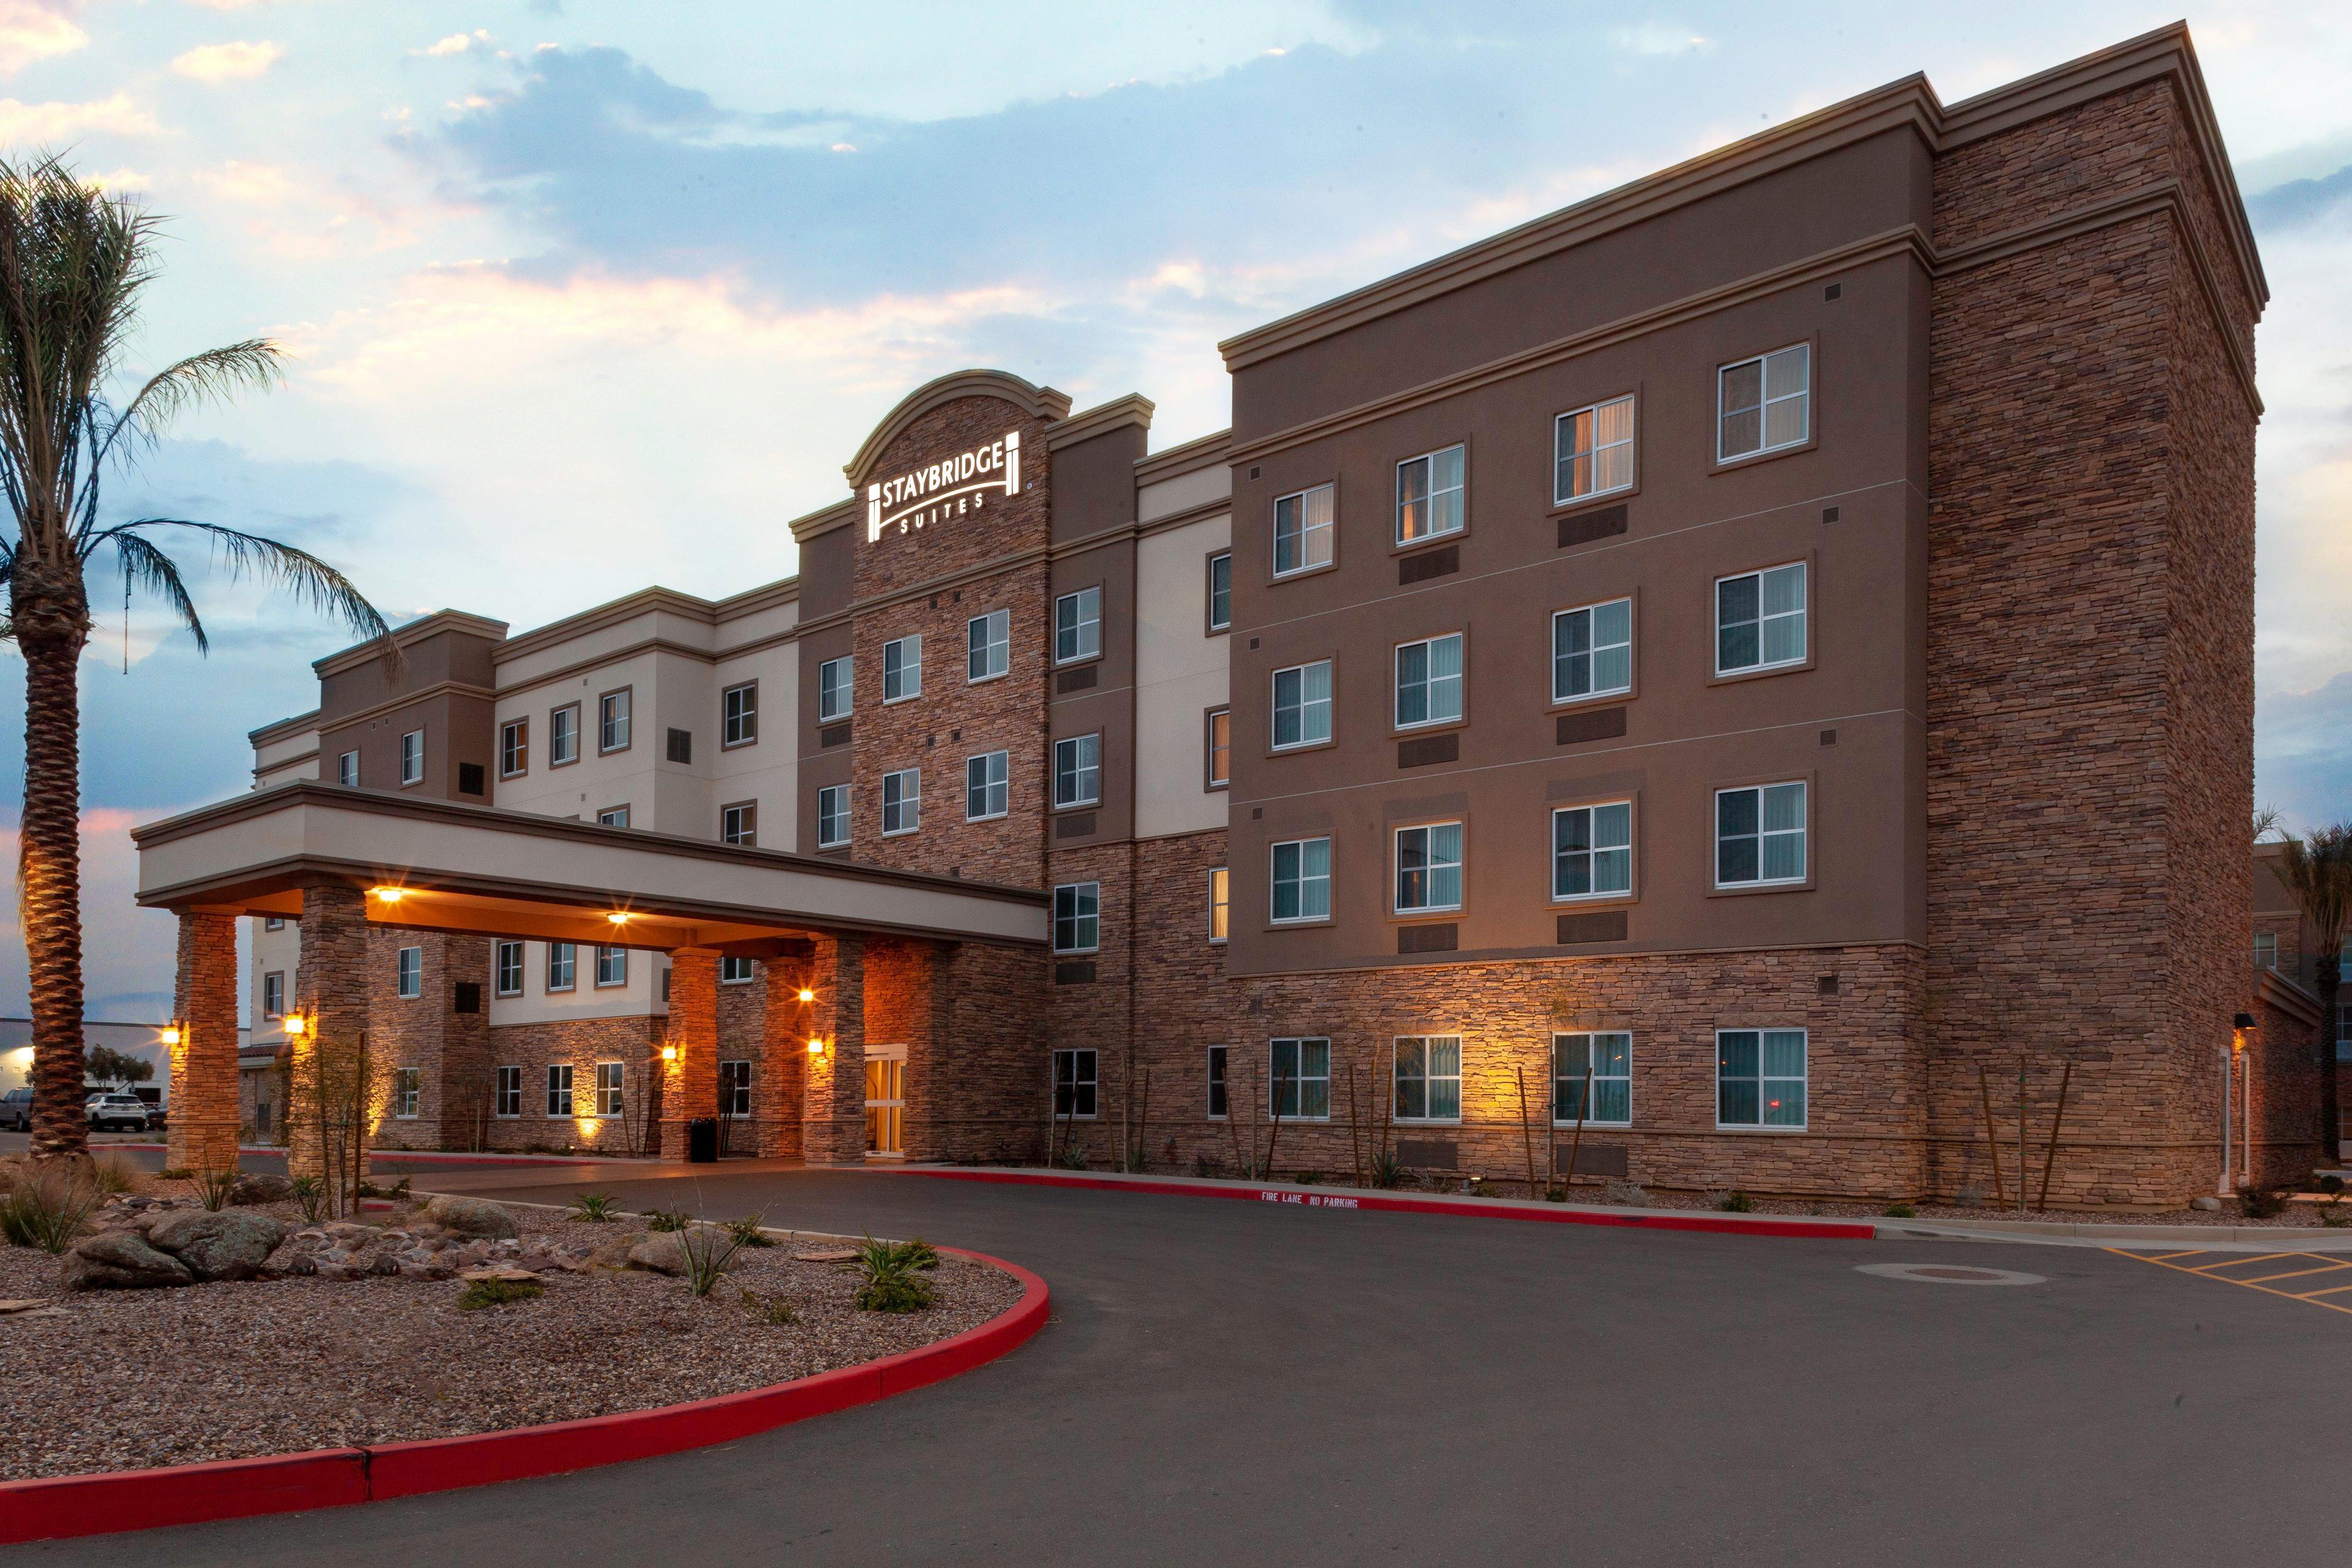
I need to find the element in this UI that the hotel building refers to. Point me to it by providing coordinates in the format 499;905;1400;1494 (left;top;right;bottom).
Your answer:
140;25;2316;1203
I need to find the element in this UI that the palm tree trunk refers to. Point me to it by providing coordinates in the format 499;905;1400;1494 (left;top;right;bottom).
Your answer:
15;570;90;1162
2320;958;2343;1170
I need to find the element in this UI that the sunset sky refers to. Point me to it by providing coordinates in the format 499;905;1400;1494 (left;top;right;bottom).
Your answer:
0;0;2345;1020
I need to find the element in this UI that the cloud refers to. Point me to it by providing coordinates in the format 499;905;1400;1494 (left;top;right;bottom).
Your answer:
0;91;158;140
171;39;284;82
2246;163;2352;232
1612;23;1709;56
83;165;148;190
2256;671;2352;834
0;0;83;75
418;29;488;58
0;807;189;1022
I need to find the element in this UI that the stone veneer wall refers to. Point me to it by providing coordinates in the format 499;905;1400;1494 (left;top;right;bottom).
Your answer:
467;1016;664;1153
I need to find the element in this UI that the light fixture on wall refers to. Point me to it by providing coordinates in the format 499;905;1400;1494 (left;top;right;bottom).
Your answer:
660;1042;678;1063
607;911;631;926
796;987;815;1004
283;1013;309;1039
370;886;404;904
807;1036;826;1056
158;1021;185;1049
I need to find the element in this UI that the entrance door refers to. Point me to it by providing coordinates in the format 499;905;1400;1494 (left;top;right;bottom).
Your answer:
865;1044;906;1157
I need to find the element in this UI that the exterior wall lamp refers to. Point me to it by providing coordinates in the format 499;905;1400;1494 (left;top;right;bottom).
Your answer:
660;1042;679;1063
607;911;631;926
159;1021;185;1049
282;1013;309;1039
370;886;404;904
807;1037;827;1056
797;988;815;1004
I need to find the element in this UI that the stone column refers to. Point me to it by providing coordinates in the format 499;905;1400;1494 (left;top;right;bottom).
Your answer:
288;883;370;1185
660;948;720;1162
801;934;867;1165
164;908;241;1174
758;959;809;1160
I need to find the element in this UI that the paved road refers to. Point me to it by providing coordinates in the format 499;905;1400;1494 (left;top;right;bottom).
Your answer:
26;1168;2352;1566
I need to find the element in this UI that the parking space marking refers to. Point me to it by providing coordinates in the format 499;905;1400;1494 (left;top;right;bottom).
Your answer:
2235;1262;2352;1286
2109;1248;2352;1317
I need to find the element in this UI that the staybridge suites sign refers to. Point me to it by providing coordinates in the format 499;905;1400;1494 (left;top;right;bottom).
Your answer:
867;431;1022;543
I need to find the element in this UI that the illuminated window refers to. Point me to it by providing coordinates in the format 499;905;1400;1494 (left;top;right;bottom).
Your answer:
595;1061;624;1117
720;801;756;846
1395;443;1464;545
1717;1028;1805;1128
1555;394;1635;503
500;718;527;777
1207;867;1229;943
1207;708;1231;788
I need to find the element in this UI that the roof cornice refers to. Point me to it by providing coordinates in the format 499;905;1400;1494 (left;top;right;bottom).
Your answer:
246;709;320;747
312;610;508;678
786;497;856;545
842;369;1072;488
1045;393;1154;452
1134;427;1233;487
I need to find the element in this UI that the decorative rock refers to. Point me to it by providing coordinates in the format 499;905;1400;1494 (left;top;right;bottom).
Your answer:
0;1299;50;1313
624;1232;698;1277
424;1196;520;1240
459;1267;542;1283
146;1210;289;1283
586;1231;647;1271
228;1173;296;1206
2191;1196;2223;1212
63;1232;195;1291
793;1248;858;1263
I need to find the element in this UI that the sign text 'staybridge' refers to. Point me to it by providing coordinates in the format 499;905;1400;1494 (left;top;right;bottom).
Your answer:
867;431;1020;543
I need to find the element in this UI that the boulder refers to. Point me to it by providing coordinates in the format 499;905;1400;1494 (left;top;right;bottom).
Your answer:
63;1232;194;1291
587;1232;646;1271
146;1209;289;1283
228;1173;296;1206
423;1196;519;1240
625;1232;693;1276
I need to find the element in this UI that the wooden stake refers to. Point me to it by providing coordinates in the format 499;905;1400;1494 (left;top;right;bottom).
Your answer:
1347;1063;1363;1188
1134;1068;1152;1173
1516;1066;1539;1199
1564;1063;1593;1192
1264;1069;1289;1177
2037;1060;2073;1211
1977;1065;2006;1208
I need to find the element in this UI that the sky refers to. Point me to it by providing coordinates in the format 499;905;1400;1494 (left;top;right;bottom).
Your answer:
0;0;2345;1022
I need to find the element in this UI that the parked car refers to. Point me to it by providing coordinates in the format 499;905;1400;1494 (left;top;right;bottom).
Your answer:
143;1101;167;1131
85;1093;149;1133
0;1087;29;1132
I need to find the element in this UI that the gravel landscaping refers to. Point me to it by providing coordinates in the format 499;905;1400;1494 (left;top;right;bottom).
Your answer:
0;1182;1022;1481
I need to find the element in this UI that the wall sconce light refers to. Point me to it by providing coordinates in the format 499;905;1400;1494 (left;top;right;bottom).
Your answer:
807;1036;826;1056
283;1013;309;1039
660;1042;678;1063
370;886;404;905
607;911;631;926
796;987;815;1004
159;1022;184;1049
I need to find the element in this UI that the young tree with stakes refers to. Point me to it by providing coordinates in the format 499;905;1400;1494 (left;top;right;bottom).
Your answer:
0;155;394;1161
2275;823;2352;1164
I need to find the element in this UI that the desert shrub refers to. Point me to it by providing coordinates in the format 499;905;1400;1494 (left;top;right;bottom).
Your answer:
739;1288;797;1325
723;1213;775;1248
1883;1202;1917;1218
643;1207;691;1232
1718;1189;1756;1213
2239;1184;2291;1219
92;1156;142;1197
1055;1143;1089;1171
1297;1170;1322;1186
457;1277;545;1310
1545;1183;1567;1202
857;1271;934;1313
193;1166;241;1212
1368;1148;1405;1189
568;1192;619;1223
676;1224;746;1298
851;1235;937;1313
0;1167;100;1253
289;1174;326;1223
156;1166;192;1181
2321;1199;2352;1229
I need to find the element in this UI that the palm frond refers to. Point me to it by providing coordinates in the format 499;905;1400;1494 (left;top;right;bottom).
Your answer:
2277;825;2352;953
97;340;284;469
108;529;206;652
91;518;400;670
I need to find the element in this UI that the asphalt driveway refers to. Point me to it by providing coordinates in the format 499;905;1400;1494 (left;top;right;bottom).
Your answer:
24;1167;2351;1567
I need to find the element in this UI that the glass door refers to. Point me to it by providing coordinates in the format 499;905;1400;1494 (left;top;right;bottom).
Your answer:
865;1046;905;1156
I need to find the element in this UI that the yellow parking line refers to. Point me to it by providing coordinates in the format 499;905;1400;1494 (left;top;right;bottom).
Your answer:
2139;1250;2209;1262
2294;1282;2352;1300
2237;1262;2352;1286
2187;1252;2300;1272
2107;1250;2352;1318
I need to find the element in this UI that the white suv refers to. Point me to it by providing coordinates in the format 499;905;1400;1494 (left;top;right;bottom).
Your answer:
85;1093;149;1133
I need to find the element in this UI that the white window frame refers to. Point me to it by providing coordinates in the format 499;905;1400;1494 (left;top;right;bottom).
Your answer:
1392;1035;1463;1123
1716;1027;1807;1129
1717;342;1811;463
394;1066;420;1119
1053;1048;1099;1120
968;609;1010;683
494;1065;522;1119
1054;733;1101;809
545;1063;575;1117
595;1060;624;1118
598;689;631;753
1270;837;1332;925
395;944;422;1000
1393;822;1463;914
1268;1038;1331;1121
883;634;923;703
722;682;757;747
549;704;579;766
720;954;755;984
1553;1033;1633;1127
1551;598;1634;704
1053;881;1100;955
1273;482;1335;577
1394;442;1465;546
1206;1044;1229;1120
2253;931;2278;970
494;941;524;998
720;802;755;846
546;941;576;992
818;656;853;722
1393;633;1464;731
499;720;527;778
399;729;424;787
966;750;1009;822
817;783;851;848
1271;659;1333;751
1551;801;1634;902
881;769;921;836
1714;782;1808;889
262;971;284;1019
337;750;359;787
598;805;630;829
720;1058;753;1117
594;944;628;989
1207;867;1229;944
1054;586;1101;665
1714;562;1807;676
1207;552;1232;632
1553;393;1637;505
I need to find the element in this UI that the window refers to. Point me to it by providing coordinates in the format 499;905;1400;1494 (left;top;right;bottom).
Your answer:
722;682;757;747
1207;708;1231;788
546;941;576;991
262;971;284;1019
1552;802;1632;900
494;941;523;997
1555;1033;1632;1125
1716;563;1807;674
1394;633;1464;729
818;657;853;722
595;945;628;988
337;750;359;787
1393;1036;1463;1121
881;769;920;835
265;916;285;931
1273;483;1335;576
1716;782;1807;887
1395;823;1463;913
598;689;631;753
720;801;756;846
549;704;579;766
495;1065;521;1118
399;729;424;786
968;609;1009;682
598;805;630;829
1555;394;1636;503
546;1063;575;1117
1718;1028;1806;1128
395;1066;420;1118
1207;552;1232;631
396;945;422;1000
1053;1049;1098;1118
500;719;527;777
1395;443;1465;545
1272;660;1333;750
1718;343;1810;462
1207;1045;1229;1119
1054;733;1100;809
1271;837;1332;923
966;751;1008;821
1553;598;1634;703
883;635;922;702
818;784;851;848
720;1059;752;1117
1269;1038;1330;1119
1053;882;1100;954
1208;867;1229;943
2253;932;2277;970
595;1061;624;1118
720;955;755;984
1055;586;1101;664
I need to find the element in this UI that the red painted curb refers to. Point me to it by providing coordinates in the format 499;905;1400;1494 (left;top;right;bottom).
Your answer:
913;1168;1876;1240
0;1248;1046;1545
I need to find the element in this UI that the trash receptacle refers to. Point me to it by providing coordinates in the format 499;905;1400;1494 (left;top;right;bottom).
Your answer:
688;1117;719;1163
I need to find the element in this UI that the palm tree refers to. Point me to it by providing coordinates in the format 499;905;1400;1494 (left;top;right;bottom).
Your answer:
0;154;393;1161
2275;823;2352;1166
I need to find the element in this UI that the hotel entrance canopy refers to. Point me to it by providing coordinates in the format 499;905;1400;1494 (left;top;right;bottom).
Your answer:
132;782;1047;952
